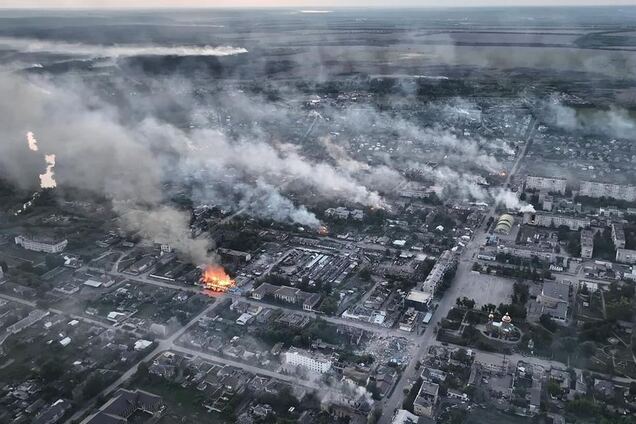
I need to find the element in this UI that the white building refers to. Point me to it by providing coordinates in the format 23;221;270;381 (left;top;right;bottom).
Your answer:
537;281;570;323
419;250;454;296
391;409;420;424
14;235;67;253
283;347;332;374
612;223;626;249
580;230;594;259
616;248;636;265
413;381;439;417
579;181;636;202
236;313;253;326
525;176;567;194
523;212;589;231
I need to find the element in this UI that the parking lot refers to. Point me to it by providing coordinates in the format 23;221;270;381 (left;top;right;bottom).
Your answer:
458;272;515;307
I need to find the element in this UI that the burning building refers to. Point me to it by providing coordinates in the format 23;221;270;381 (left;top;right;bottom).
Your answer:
200;265;236;292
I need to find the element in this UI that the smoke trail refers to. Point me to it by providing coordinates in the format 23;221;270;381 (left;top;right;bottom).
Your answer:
238;180;321;228
0;37;248;58
491;188;535;212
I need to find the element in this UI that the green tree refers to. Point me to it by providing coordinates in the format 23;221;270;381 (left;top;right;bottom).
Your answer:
320;296;339;316
539;313;557;332
40;360;64;381
547;379;561;397
134;361;150;382
358;267;372;282
45;254;65;270
83;374;105;399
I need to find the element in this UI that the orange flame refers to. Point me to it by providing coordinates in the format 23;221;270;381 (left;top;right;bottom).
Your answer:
318;225;329;236
200;265;235;292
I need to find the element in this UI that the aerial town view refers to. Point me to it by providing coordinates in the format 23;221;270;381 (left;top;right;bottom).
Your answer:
1;1;636;424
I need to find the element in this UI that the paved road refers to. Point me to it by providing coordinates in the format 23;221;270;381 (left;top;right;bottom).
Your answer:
170;345;342;395
0;292;36;307
108;269;415;339
64;300;222;423
377;115;537;423
64;293;349;424
0;292;112;330
377;231;486;423
234;296;415;339
110;269;201;293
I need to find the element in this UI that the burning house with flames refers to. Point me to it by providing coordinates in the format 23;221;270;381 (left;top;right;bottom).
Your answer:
199;265;236;292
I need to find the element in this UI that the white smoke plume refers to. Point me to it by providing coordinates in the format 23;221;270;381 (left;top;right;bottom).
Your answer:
492;188;535;213
336;106;512;174
321;136;369;174
238;180;321;228
116;204;213;266
544;97;636;140
0;75;212;264
0;37;248;58
142;121;387;209
0;73;389;262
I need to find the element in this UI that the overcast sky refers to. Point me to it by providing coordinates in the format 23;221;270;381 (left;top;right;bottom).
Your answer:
2;0;636;8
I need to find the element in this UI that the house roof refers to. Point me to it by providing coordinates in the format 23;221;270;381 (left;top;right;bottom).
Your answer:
542;281;569;301
274;286;300;298
302;292;322;307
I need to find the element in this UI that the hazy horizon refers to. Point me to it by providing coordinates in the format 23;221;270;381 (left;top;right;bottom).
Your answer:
2;0;636;10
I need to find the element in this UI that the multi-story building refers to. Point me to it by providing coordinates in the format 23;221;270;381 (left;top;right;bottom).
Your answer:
419;250;455;296
579;181;636;202
542;195;554;212
525;176;567;194
398;307;418;332
612;223;626;249
496;242;561;264
14;235;67;253
523;212;589;231
413;381;439;417
283;347;332;374
616;248;636;265
580;230;594;259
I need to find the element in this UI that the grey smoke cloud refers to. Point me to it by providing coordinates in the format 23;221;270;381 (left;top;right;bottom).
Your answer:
117;204;215;265
0;56;543;264
335;104;513;173
0;72;388;261
146;122;387;209
237;180;321;228
491;188;535;212
0;72;206;260
545;99;636;140
0;37;248;58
